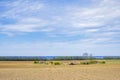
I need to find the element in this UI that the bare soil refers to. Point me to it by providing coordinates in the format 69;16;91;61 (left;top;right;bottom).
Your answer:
0;60;120;80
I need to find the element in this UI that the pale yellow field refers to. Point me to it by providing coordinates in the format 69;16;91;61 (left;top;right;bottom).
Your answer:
0;60;120;80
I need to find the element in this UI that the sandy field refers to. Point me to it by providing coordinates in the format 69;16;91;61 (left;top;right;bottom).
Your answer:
0;60;120;80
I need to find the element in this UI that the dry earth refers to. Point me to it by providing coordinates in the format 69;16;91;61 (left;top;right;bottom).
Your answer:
0;60;120;80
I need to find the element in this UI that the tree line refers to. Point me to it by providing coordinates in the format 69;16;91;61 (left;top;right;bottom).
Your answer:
0;53;120;61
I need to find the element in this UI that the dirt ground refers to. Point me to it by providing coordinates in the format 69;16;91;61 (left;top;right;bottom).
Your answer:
0;60;120;80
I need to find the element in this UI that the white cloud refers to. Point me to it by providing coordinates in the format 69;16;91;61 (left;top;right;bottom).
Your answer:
1;0;44;18
1;17;49;33
0;0;120;44
72;22;102;28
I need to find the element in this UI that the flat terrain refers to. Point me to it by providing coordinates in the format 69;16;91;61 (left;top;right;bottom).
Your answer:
0;60;120;80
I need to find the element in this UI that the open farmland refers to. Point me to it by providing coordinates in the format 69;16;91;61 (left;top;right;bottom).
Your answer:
0;60;120;80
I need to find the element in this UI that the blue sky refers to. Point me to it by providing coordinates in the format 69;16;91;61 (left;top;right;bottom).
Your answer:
0;0;120;56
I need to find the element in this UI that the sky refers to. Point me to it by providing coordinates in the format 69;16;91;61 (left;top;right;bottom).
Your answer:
0;0;120;56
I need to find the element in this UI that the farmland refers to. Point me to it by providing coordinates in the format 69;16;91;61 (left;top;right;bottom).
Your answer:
0;60;120;80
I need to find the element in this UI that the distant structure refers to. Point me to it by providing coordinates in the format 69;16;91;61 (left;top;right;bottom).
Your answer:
83;52;93;59
83;52;89;59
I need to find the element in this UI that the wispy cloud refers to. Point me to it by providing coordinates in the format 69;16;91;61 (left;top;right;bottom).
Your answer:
1;18;48;32
0;0;120;44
